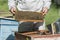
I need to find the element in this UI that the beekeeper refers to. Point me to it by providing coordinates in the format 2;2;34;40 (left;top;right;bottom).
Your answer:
8;0;51;33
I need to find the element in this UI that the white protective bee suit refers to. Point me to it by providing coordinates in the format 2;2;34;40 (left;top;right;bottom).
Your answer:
8;0;51;30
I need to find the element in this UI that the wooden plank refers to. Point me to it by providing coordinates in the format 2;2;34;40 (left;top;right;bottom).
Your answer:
18;20;44;22
18;30;50;35
15;32;60;40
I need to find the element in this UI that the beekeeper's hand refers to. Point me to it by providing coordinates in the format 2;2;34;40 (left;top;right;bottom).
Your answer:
9;7;16;14
41;7;48;16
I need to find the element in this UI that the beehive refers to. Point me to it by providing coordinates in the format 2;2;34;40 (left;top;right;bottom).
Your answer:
15;32;60;40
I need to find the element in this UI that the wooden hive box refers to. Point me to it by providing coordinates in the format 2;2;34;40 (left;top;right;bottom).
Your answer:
15;11;44;22
15;32;60;40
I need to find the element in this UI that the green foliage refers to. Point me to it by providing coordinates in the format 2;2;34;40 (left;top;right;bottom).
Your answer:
0;0;7;5
0;0;8;11
45;4;60;25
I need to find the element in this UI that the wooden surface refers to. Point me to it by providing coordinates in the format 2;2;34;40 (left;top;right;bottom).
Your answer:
15;32;60;38
18;20;44;22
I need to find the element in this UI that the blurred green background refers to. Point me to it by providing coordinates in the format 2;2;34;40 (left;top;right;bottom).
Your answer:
0;0;8;11
0;0;60;25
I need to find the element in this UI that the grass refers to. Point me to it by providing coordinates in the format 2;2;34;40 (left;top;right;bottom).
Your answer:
0;0;8;11
0;3;8;11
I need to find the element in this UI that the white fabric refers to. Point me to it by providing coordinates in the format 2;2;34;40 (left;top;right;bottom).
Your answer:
38;21;45;30
8;0;51;12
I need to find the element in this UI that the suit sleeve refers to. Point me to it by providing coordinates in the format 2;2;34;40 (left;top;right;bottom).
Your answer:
8;0;16;10
43;0;51;9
